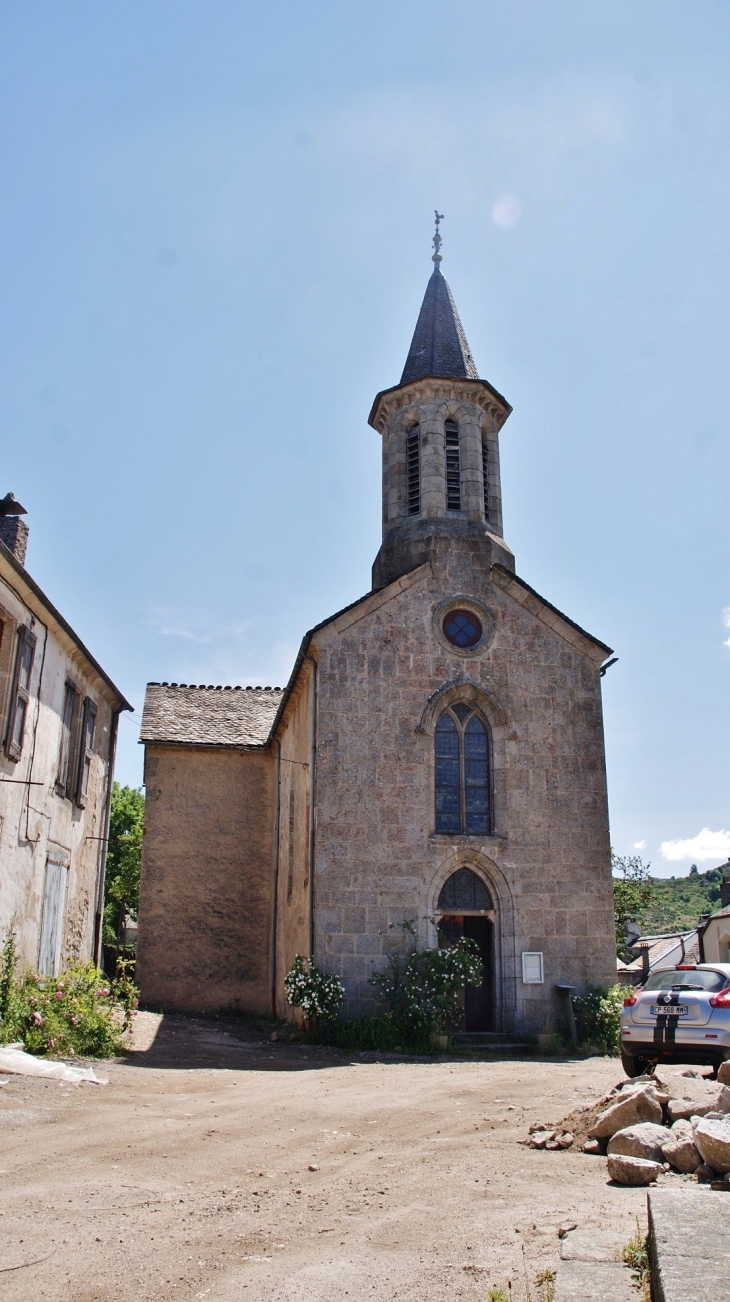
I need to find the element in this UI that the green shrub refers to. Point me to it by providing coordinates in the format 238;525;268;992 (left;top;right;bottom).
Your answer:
0;925;139;1057
284;955;345;1031
314;1014;406;1052
370;925;483;1040
573;981;627;1053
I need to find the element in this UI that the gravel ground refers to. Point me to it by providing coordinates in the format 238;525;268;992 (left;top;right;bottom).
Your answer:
0;1013;647;1301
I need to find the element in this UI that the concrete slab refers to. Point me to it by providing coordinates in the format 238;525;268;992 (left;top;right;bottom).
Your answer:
559;1229;627;1262
649;1188;730;1302
554;1227;637;1302
553;1259;637;1301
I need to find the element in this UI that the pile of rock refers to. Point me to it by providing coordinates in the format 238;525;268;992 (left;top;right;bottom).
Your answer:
583;1062;730;1186
528;1126;574;1150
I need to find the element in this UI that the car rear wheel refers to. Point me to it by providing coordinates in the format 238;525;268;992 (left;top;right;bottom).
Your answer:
621;1047;652;1078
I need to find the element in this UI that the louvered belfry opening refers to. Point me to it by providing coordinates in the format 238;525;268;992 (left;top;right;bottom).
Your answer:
482;440;490;523
445;419;461;511
406;428;421;515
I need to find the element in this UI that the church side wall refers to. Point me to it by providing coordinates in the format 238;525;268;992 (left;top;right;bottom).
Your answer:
136;744;275;1014
273;662;314;1019
310;551;616;1037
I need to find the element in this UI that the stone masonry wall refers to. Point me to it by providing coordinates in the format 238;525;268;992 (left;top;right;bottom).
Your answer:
137;744;275;1014
308;538;615;1037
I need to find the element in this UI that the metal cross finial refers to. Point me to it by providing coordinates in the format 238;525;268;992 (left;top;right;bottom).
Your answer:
432;210;444;265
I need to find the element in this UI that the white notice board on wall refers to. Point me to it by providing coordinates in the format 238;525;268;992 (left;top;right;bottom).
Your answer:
521;951;544;984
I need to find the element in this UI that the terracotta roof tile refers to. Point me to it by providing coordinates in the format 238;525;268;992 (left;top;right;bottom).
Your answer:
140;683;283;747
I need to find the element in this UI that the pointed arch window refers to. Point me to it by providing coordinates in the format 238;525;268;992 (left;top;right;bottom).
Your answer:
406;428;421;515
445;420;461;511
435;704;490;834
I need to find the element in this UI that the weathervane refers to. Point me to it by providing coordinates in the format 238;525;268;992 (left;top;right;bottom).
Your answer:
432;210;444;266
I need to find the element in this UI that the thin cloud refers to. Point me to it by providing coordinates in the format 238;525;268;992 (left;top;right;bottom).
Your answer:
660;828;730;863
633;840;646;850
492;195;522;228
158;625;211;643
723;606;730;648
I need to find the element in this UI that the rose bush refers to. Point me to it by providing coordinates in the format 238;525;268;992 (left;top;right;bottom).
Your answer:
284;955;345;1031
0;925;139;1057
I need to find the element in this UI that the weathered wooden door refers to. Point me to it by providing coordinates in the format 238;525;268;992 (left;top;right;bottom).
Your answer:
38;858;67;976
463;915;494;1031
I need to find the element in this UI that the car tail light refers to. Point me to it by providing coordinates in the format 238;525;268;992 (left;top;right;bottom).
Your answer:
676;964;696;970
709;991;730;1009
623;995;637;1006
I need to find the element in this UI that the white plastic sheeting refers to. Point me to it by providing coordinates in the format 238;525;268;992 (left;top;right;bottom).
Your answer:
0;1042;107;1083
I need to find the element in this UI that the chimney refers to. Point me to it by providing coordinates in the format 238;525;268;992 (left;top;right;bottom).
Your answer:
0;493;29;567
721;869;730;909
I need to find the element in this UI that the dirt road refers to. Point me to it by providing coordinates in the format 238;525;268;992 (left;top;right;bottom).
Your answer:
0;1014;645;1301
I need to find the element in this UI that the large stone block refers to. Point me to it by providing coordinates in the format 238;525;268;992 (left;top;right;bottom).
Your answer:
589;1086;663;1139
607;1153;662;1185
607;1122;672;1163
692;1116;730;1173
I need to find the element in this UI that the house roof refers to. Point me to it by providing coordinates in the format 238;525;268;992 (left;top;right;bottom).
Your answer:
140;683;284;748
0;537;131;712
400;266;480;385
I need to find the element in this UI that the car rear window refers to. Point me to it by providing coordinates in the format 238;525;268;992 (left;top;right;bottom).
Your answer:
642;969;729;993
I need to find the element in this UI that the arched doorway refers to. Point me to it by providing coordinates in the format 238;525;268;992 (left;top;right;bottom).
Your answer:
437;867;495;1031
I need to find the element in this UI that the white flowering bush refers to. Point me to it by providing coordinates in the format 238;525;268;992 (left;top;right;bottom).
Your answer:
370;928;483;1041
284;955;345;1030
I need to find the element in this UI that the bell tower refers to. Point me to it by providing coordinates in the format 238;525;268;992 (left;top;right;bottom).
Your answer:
368;216;514;590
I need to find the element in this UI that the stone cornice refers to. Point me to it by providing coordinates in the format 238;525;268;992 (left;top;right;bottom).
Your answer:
368;376;512;435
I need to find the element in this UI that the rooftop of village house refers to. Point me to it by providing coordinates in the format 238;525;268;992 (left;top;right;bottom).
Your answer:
140;682;283;747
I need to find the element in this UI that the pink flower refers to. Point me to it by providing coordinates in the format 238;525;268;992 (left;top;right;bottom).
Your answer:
100;988;110;997
33;1012;44;1025
54;991;64;1000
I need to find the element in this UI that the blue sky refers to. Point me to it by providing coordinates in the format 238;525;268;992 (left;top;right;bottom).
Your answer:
2;1;729;877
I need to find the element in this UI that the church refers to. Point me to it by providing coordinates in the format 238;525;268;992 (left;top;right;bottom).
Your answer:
136;227;617;1037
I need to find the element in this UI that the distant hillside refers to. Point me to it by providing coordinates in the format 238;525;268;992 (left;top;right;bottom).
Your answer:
642;865;725;933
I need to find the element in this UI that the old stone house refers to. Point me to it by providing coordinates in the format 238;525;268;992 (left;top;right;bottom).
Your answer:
0;495;131;975
137;242;617;1036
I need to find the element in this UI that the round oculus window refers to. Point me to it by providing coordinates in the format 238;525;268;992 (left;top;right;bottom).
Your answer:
442;609;482;648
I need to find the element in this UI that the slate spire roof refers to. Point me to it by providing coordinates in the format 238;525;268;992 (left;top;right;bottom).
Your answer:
400;265;479;386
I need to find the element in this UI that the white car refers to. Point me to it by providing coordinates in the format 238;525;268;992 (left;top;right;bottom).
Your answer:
620;963;730;1077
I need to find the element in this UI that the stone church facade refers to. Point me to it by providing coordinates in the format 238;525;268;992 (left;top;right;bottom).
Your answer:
137;245;617;1036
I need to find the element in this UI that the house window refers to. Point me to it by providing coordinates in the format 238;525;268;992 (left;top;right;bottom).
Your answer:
75;697;97;807
482;440;490;522
4;625;36;761
56;681;78;797
445;419;461;511
435;705;490;834
406;428;421;515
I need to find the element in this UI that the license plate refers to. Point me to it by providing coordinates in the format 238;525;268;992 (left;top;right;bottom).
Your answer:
650;1004;689;1017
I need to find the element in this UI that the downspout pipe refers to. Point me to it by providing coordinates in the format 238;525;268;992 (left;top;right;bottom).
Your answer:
304;655;318;960
93;706;120;967
270;739;282;1017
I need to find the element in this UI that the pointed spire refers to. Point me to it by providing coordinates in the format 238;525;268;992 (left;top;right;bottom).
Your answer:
400;214;479;385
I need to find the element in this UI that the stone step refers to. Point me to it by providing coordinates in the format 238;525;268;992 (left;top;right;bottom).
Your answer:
451;1032;530;1051
554;1229;637;1302
648;1186;730;1302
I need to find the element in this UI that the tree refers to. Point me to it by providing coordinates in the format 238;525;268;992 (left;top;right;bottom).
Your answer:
612;851;655;961
103;784;145;948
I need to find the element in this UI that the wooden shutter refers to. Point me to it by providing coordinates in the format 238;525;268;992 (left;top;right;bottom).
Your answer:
75;696;97;808
4;625;36;761
56;682;78;797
